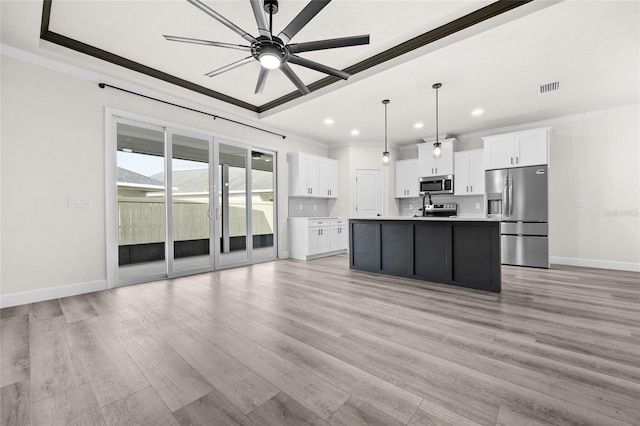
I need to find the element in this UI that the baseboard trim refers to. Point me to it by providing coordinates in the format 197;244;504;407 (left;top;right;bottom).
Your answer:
0;279;108;308
550;257;640;272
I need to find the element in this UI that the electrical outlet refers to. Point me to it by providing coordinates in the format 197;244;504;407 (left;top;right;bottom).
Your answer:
475;203;480;209
299;204;303;210
313;204;317;211
575;200;586;208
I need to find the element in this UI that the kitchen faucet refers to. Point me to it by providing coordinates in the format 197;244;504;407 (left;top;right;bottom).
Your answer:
420;191;433;216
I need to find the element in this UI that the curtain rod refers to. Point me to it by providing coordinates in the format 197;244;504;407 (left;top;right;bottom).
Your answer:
98;83;286;139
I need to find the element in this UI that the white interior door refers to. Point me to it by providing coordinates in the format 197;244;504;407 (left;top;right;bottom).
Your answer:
355;169;383;217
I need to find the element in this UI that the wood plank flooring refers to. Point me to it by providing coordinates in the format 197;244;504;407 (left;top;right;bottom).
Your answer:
1;255;639;425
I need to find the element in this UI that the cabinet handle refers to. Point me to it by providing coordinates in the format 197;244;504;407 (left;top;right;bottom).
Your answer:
470;185;473;192
466;186;469;192
516;156;519;164
510;157;514;164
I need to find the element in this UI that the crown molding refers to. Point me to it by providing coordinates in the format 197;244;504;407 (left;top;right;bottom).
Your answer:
0;43;328;149
456;104;640;141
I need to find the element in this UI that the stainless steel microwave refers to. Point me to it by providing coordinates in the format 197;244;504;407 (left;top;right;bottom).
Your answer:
419;175;454;194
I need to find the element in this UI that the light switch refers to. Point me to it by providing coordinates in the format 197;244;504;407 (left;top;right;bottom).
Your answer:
575;200;586;208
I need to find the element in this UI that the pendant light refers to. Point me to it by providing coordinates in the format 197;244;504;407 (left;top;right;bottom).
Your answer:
432;83;442;160
382;99;390;165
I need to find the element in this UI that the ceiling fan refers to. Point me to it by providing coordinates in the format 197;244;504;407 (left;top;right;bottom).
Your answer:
164;0;370;95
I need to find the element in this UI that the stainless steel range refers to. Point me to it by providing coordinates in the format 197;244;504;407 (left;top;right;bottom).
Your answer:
416;192;457;217
423;203;457;217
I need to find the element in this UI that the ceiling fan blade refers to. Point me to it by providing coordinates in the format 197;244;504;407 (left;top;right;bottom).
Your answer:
287;55;350;80
205;56;254;77
249;0;271;39
288;35;370;54
277;0;331;44
164;35;251;51
280;62;311;95
255;67;269;94
186;0;256;43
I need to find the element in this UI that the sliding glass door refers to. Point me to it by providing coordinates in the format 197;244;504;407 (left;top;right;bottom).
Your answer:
116;121;167;284
112;116;276;287
168;131;214;276
250;150;276;262
217;142;249;267
215;142;277;268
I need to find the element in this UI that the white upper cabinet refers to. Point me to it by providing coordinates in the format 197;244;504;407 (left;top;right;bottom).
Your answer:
483;127;550;170
454;149;484;196
289;152;337;198
395;158;419;198
417;138;455;177
318;158;338;198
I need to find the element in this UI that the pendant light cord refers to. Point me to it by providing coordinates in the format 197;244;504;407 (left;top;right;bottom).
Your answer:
435;86;439;145
384;102;388;152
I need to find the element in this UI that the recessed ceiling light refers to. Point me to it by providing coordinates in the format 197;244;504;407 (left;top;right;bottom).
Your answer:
351;129;360;136
324;118;334;125
471;108;484;116
414;122;424;129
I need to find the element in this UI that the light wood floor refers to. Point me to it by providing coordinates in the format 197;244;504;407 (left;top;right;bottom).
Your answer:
1;255;639;425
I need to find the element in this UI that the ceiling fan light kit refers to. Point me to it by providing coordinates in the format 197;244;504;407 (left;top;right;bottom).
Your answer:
165;0;370;95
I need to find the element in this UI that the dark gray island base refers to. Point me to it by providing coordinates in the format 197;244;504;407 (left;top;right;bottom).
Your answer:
349;217;502;293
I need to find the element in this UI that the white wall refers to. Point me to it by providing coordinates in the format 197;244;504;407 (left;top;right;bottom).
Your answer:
328;144;399;218
0;54;328;305
548;108;639;269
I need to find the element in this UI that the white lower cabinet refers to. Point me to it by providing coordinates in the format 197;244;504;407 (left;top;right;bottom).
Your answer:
329;219;348;251
289;217;348;260
308;221;330;254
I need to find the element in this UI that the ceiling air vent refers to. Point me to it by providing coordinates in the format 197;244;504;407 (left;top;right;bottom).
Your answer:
538;81;560;94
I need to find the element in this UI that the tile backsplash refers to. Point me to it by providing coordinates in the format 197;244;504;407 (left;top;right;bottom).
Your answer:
288;197;329;217
399;194;485;217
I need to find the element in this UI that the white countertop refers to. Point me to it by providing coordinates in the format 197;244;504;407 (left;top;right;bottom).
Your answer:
350;215;500;222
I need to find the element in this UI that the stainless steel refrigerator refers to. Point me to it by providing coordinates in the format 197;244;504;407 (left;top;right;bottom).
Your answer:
486;166;549;268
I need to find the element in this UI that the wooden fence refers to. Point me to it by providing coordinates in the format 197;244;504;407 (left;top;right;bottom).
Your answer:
118;198;273;245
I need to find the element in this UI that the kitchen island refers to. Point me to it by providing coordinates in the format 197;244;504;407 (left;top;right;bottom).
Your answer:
349;216;501;292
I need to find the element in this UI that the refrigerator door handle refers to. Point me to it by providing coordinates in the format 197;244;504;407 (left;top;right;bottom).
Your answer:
503;174;509;219
509;175;514;216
